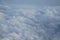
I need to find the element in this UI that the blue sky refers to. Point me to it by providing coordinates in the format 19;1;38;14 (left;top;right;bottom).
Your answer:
1;0;60;6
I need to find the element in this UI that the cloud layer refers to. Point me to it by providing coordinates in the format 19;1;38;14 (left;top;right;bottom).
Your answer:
0;5;60;40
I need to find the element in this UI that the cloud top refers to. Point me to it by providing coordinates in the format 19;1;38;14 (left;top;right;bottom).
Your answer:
0;5;60;40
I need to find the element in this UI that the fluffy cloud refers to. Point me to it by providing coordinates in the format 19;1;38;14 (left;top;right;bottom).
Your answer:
0;12;5;19
0;5;60;40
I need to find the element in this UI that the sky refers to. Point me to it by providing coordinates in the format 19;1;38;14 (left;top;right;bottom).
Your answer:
0;0;60;6
0;0;60;40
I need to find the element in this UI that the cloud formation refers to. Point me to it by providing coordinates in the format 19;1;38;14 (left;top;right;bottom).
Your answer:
0;5;60;40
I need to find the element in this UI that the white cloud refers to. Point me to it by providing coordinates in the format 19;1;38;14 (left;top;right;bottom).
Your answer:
0;12;5;20
0;6;60;40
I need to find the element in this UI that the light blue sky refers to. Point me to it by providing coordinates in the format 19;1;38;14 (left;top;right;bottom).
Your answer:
1;0;60;6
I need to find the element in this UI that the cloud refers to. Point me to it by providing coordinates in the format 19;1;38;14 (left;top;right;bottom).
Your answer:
0;5;60;40
0;12;5;21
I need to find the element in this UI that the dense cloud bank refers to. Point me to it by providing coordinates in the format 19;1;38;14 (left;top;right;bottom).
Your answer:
0;5;60;40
